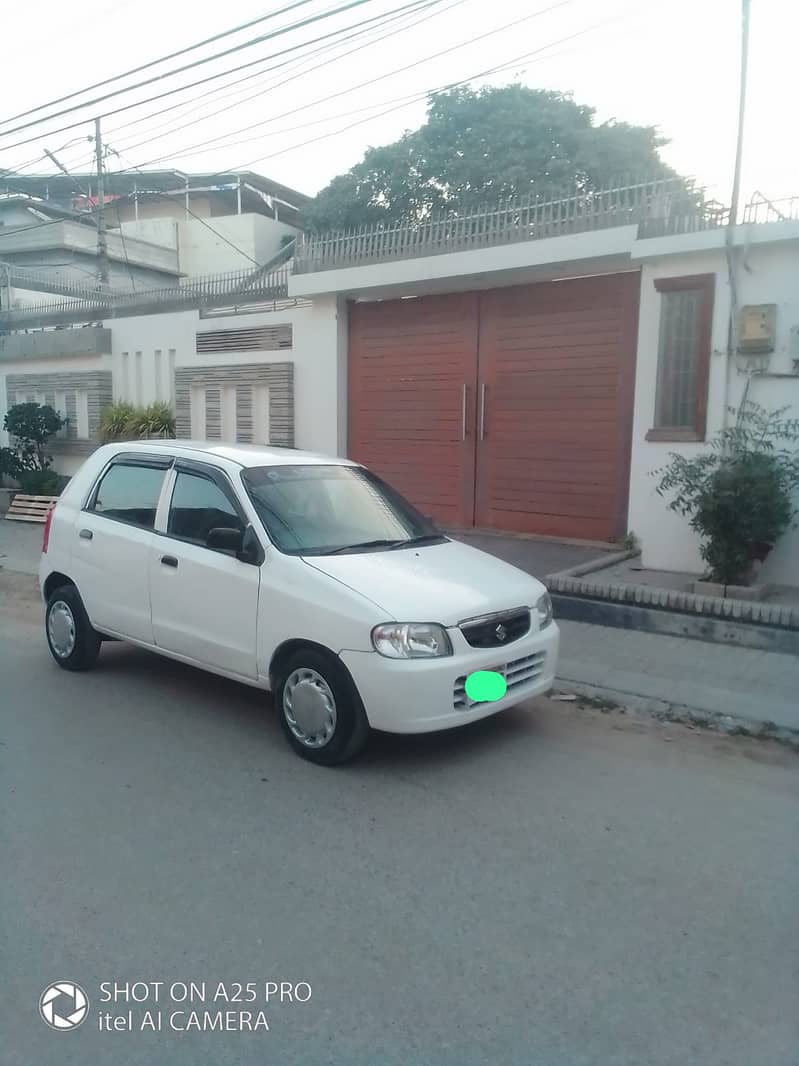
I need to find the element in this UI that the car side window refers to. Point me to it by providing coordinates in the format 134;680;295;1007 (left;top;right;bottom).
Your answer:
89;462;167;530
168;471;244;547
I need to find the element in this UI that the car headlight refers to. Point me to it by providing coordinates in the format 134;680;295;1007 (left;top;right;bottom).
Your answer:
371;622;453;659
536;592;553;630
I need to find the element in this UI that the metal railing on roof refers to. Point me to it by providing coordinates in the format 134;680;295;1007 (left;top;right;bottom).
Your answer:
742;193;799;225
1;262;120;301
294;178;728;273
0;263;291;329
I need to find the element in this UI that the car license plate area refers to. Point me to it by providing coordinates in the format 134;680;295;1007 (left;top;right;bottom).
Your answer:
453;651;546;709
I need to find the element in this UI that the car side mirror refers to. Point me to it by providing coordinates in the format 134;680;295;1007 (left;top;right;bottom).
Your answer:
239;524;265;566
206;526;244;554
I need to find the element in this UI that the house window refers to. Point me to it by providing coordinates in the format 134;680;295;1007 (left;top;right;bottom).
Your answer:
647;274;714;442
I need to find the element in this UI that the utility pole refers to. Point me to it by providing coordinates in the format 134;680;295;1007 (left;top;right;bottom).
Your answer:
729;0;751;229
94;116;109;290
723;0;752;432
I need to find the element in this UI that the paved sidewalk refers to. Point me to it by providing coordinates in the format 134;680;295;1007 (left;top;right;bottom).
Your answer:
0;519;40;575
557;620;799;738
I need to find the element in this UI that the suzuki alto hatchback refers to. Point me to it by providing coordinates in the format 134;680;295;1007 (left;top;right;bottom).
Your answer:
39;441;559;764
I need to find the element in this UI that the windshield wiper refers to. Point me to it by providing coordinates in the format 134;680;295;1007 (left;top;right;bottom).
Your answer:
389;533;446;548
324;538;407;555
324;533;447;555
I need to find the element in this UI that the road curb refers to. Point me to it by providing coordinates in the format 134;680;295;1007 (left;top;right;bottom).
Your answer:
545;550;799;653
554;676;799;750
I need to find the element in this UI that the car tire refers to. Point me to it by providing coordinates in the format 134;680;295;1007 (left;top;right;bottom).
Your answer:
275;648;370;766
45;585;101;671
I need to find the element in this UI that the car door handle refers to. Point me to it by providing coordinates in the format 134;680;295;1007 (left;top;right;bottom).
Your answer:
79;529;93;540
160;555;178;568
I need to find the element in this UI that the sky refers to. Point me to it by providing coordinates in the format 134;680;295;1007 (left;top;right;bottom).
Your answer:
0;0;796;207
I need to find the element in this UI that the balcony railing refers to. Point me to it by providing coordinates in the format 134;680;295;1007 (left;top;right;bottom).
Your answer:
0;264;291;330
294;178;728;273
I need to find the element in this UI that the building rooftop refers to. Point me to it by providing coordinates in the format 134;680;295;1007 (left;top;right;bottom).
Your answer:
3;169;311;216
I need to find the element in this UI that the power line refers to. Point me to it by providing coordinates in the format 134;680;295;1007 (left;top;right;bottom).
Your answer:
0;0;380;143
0;0;430;153
0;0;318;129
59;0;451;173
127;0;573;171
111;0;460;163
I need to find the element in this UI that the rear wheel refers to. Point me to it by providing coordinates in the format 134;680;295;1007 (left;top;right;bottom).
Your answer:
276;648;369;766
45;585;101;671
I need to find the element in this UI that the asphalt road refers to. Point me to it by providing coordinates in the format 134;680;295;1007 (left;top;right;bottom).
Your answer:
1;595;797;1066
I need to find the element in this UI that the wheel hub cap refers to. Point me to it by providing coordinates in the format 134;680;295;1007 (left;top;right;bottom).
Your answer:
48;600;76;658
283;668;337;749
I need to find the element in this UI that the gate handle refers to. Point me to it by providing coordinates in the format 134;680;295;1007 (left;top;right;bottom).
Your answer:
479;383;487;441
461;383;467;441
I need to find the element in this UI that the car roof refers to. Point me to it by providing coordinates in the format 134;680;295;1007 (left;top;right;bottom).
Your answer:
108;440;358;469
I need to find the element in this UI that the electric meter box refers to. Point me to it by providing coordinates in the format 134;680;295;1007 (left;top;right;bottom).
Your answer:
737;304;777;354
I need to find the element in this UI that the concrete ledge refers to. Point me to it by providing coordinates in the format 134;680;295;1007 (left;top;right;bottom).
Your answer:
552;594;799;655
546;549;799;639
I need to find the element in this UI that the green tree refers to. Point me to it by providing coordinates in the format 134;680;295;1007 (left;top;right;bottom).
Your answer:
3;402;65;471
303;85;683;231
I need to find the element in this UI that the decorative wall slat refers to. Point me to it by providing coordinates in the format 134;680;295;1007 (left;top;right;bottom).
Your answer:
195;325;292;353
174;363;293;447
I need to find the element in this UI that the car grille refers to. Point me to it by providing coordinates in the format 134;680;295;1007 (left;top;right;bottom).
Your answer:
459;608;531;649
453;651;547;710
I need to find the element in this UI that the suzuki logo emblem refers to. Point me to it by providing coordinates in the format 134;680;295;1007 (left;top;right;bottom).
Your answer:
495;623;508;642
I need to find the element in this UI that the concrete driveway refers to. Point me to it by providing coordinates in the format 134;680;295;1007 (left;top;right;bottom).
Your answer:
1;601;796;1066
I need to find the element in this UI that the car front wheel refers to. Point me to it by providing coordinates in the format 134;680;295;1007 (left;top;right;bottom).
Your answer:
45;585;101;671
276;648;369;766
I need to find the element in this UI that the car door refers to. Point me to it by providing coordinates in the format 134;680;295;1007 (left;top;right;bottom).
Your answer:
73;454;172;643
150;460;261;679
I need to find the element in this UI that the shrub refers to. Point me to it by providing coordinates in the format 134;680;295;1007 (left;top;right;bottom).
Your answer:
654;404;799;585
98;401;175;441
98;401;137;441
0;444;23;482
3;402;65;471
128;401;176;439
17;469;69;495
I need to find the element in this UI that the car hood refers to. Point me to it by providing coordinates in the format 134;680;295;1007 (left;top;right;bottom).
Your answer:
302;539;546;626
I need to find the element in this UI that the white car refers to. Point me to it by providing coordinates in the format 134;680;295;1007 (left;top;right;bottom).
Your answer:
39;441;559;764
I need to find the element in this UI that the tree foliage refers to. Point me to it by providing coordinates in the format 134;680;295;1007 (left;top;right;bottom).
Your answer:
303;85;682;231
3;402;65;471
654;405;799;586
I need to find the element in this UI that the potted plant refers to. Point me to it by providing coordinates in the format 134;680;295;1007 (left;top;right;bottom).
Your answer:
654;404;799;588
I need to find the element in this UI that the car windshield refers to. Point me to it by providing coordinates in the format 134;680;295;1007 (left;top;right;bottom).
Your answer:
241;464;445;555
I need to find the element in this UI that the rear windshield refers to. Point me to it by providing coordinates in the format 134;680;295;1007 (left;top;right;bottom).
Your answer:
241;464;439;555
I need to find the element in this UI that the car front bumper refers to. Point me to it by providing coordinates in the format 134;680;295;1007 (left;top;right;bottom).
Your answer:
340;621;559;734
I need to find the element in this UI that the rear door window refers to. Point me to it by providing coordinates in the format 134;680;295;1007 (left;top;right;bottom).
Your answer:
89;462;167;530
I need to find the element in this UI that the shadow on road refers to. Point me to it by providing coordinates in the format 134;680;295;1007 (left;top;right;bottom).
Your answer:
88;639;546;771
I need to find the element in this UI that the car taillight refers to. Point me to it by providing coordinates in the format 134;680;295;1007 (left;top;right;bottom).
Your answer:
42;507;54;553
